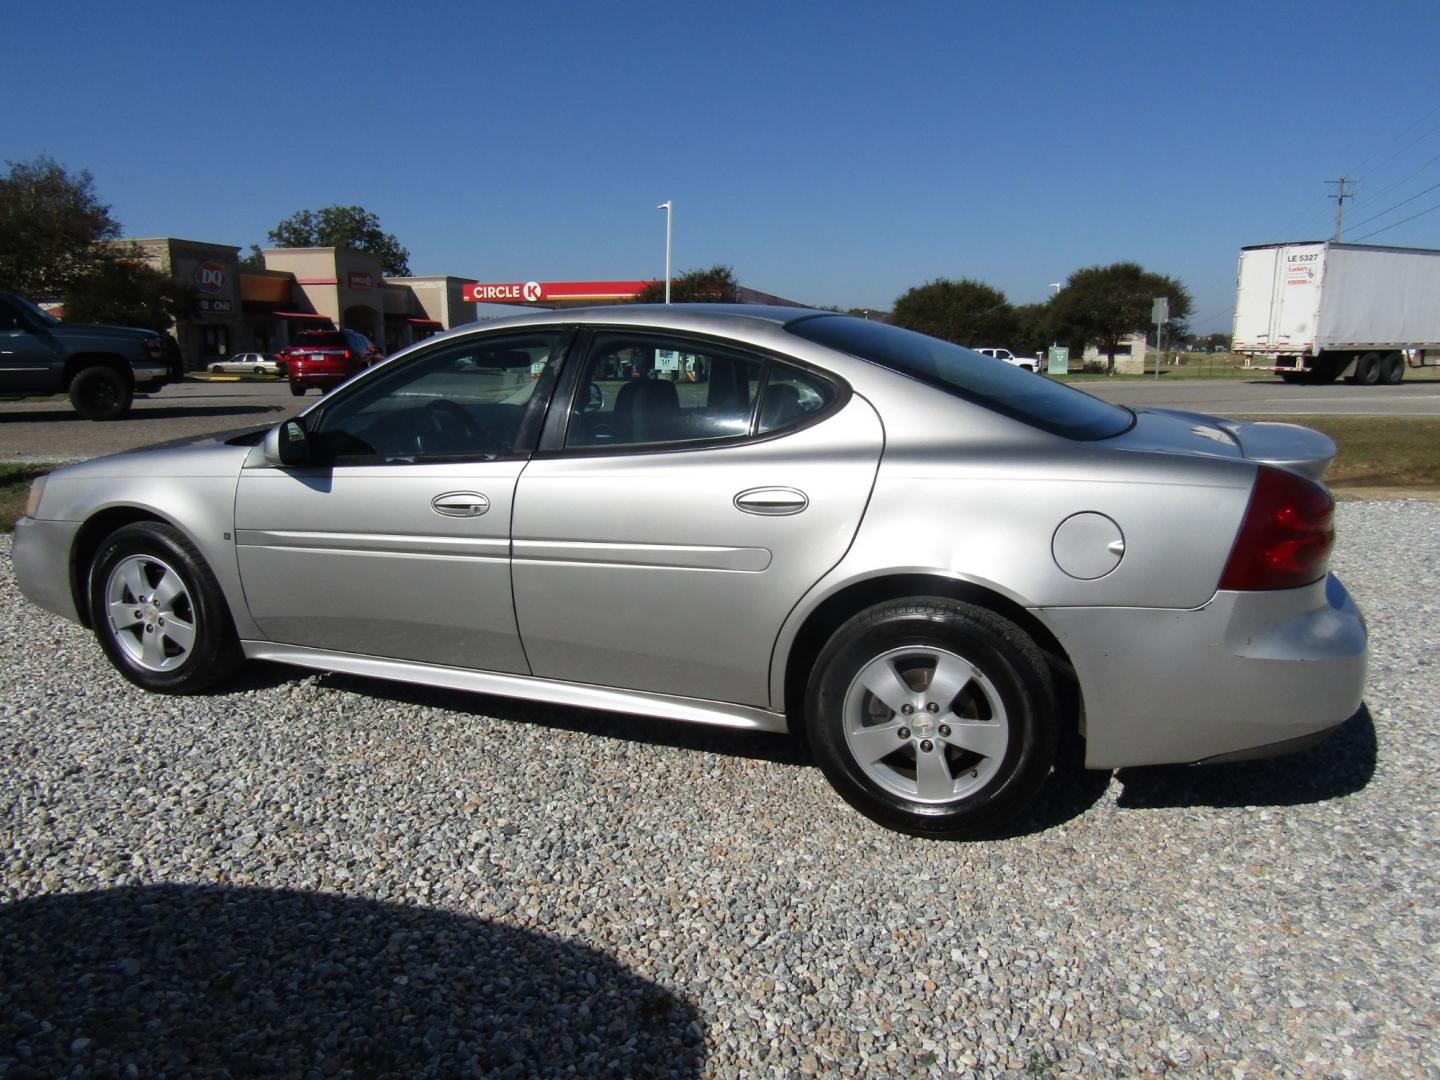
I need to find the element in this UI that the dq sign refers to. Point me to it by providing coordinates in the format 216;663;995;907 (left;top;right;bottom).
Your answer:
193;261;226;295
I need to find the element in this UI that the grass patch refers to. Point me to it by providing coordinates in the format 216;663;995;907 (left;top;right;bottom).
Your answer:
0;463;59;532
1236;415;1440;489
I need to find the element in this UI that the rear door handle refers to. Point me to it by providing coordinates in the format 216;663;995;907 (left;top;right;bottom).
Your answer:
734;487;809;516
431;491;490;518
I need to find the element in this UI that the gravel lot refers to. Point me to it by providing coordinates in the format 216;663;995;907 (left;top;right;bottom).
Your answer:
1;501;1436;1078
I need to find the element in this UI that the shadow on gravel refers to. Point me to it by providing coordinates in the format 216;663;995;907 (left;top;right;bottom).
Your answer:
0;884;704;1077
0;405;280;424
315;671;813;767
1115;704;1377;809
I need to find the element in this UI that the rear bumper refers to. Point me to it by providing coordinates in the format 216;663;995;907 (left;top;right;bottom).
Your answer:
288;368;356;389
12;516;84;624
1043;574;1367;769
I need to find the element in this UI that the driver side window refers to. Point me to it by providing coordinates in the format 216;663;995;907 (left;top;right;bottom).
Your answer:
313;332;567;464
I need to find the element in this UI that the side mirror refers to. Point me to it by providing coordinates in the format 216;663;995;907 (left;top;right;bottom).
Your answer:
264;418;312;467
585;382;605;413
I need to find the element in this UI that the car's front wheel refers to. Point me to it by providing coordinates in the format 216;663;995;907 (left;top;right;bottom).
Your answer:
807;598;1057;839
88;522;244;693
69;365;133;420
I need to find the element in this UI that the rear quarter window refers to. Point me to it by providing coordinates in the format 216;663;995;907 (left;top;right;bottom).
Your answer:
786;315;1133;441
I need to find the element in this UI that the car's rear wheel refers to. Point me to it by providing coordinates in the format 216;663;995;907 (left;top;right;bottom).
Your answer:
807;598;1057;839
210;364;225;374
289;383;306;397
69;365;133;420
88;522;244;693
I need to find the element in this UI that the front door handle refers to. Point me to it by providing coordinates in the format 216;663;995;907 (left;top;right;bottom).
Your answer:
734;486;808;516
431;491;490;518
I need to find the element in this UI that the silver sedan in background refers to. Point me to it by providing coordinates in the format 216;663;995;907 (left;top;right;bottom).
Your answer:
208;352;281;376
13;306;1367;837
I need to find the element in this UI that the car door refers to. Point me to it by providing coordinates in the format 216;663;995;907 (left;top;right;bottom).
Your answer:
0;296;64;394
511;329;884;709
233;329;571;672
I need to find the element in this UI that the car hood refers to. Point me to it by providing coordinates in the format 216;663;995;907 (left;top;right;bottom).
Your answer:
53;323;161;343
45;427;266;482
1110;408;1336;482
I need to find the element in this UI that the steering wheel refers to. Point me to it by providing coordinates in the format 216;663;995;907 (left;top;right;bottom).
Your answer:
419;399;484;454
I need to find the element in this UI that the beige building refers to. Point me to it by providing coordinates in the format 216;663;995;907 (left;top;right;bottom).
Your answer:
126;238;480;371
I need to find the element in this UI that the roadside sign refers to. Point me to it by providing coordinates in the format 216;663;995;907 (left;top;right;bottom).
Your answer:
1047;346;1069;375
1152;297;1169;324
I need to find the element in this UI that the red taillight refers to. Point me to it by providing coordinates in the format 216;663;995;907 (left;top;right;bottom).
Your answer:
1218;466;1335;591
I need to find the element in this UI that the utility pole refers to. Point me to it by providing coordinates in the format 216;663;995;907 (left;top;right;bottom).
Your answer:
1327;177;1356;241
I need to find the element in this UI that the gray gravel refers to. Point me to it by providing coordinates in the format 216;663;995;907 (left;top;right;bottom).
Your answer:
1;501;1437;1078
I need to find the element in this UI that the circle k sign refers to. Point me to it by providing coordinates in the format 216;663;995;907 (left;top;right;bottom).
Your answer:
522;281;543;302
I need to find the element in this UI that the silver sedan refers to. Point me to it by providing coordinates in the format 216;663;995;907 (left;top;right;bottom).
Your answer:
207;352;281;376
13;306;1367;837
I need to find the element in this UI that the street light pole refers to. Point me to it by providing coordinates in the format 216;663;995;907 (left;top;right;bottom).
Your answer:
657;201;672;304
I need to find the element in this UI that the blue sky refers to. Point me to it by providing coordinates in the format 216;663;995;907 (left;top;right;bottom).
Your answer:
6;0;1439;333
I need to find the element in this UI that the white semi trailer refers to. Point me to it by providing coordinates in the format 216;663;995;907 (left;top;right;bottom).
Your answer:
1232;241;1440;384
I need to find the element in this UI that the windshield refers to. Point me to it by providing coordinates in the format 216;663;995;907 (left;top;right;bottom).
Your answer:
786;315;1133;441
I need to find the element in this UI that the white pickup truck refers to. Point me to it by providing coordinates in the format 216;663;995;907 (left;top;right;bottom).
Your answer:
973;347;1042;373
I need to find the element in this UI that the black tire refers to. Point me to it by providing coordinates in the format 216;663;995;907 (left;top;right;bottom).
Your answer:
806;598;1058;839
210;364;225;374
87;521;244;693
69;365;133;420
289;383;307;397
1380;351;1404;385
1354;352;1382;386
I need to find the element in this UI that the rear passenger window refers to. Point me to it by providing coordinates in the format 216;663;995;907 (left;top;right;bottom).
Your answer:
757;366;835;434
564;334;836;450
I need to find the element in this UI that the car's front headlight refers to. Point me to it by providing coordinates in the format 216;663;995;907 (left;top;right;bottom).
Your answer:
24;475;47;519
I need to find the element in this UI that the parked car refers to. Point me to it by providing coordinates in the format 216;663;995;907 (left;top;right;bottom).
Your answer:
0;290;171;419
208;352;281;377
12;306;1367;837
973;347;1042;372
280;329;382;396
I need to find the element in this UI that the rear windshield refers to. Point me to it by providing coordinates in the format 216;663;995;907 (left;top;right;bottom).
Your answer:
786;315;1134;441
292;332;348;349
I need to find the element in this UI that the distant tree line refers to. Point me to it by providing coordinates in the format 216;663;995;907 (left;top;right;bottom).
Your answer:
889;263;1194;373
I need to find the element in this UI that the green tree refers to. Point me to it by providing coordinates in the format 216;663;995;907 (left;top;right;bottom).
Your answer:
59;251;199;330
265;205;411;275
630;264;741;303
1050;262;1193;373
889;278;1016;347
1010;302;1056;359
0;155;121;297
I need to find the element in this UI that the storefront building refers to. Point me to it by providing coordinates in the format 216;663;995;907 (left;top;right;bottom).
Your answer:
130;239;472;371
126;237;805;371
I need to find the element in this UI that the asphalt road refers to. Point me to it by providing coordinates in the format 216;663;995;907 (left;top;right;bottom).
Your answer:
1083;374;1440;417
3;373;1439;463
0;381;303;463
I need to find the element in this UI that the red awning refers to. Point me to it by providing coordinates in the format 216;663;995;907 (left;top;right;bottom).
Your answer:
405;317;442;326
272;310;333;321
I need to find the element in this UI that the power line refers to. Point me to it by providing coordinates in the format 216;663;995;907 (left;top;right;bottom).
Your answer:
1348;200;1440;242
1345;178;1440;232
1359;148;1440;206
1347;100;1440;176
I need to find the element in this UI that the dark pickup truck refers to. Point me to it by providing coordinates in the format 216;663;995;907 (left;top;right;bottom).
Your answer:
0;291;173;419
